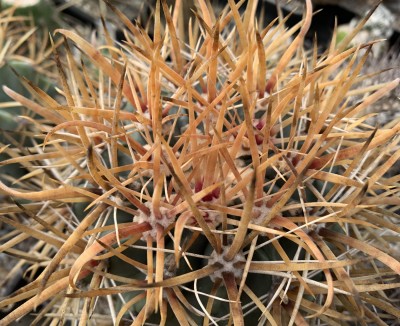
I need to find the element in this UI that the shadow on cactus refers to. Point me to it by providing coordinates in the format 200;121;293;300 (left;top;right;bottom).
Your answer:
1;0;400;325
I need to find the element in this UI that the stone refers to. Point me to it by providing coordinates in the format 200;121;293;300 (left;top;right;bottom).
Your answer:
265;0;400;32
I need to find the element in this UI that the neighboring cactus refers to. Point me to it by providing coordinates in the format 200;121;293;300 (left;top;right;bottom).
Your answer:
0;5;59;186
0;5;59;97
0;0;400;325
1;0;61;32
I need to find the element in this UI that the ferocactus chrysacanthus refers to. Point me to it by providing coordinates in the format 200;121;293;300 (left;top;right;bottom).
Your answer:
0;0;399;325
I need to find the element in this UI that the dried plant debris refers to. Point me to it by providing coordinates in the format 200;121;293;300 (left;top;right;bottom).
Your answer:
0;0;399;325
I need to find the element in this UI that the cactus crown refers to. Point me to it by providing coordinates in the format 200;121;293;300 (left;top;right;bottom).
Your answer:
0;0;399;325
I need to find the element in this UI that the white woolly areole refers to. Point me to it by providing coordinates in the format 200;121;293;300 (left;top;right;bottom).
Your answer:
134;202;171;241
208;246;246;282
130;111;150;131
206;211;222;227
252;205;271;226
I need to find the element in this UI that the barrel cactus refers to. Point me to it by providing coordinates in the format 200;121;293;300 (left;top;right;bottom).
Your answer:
0;0;399;325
